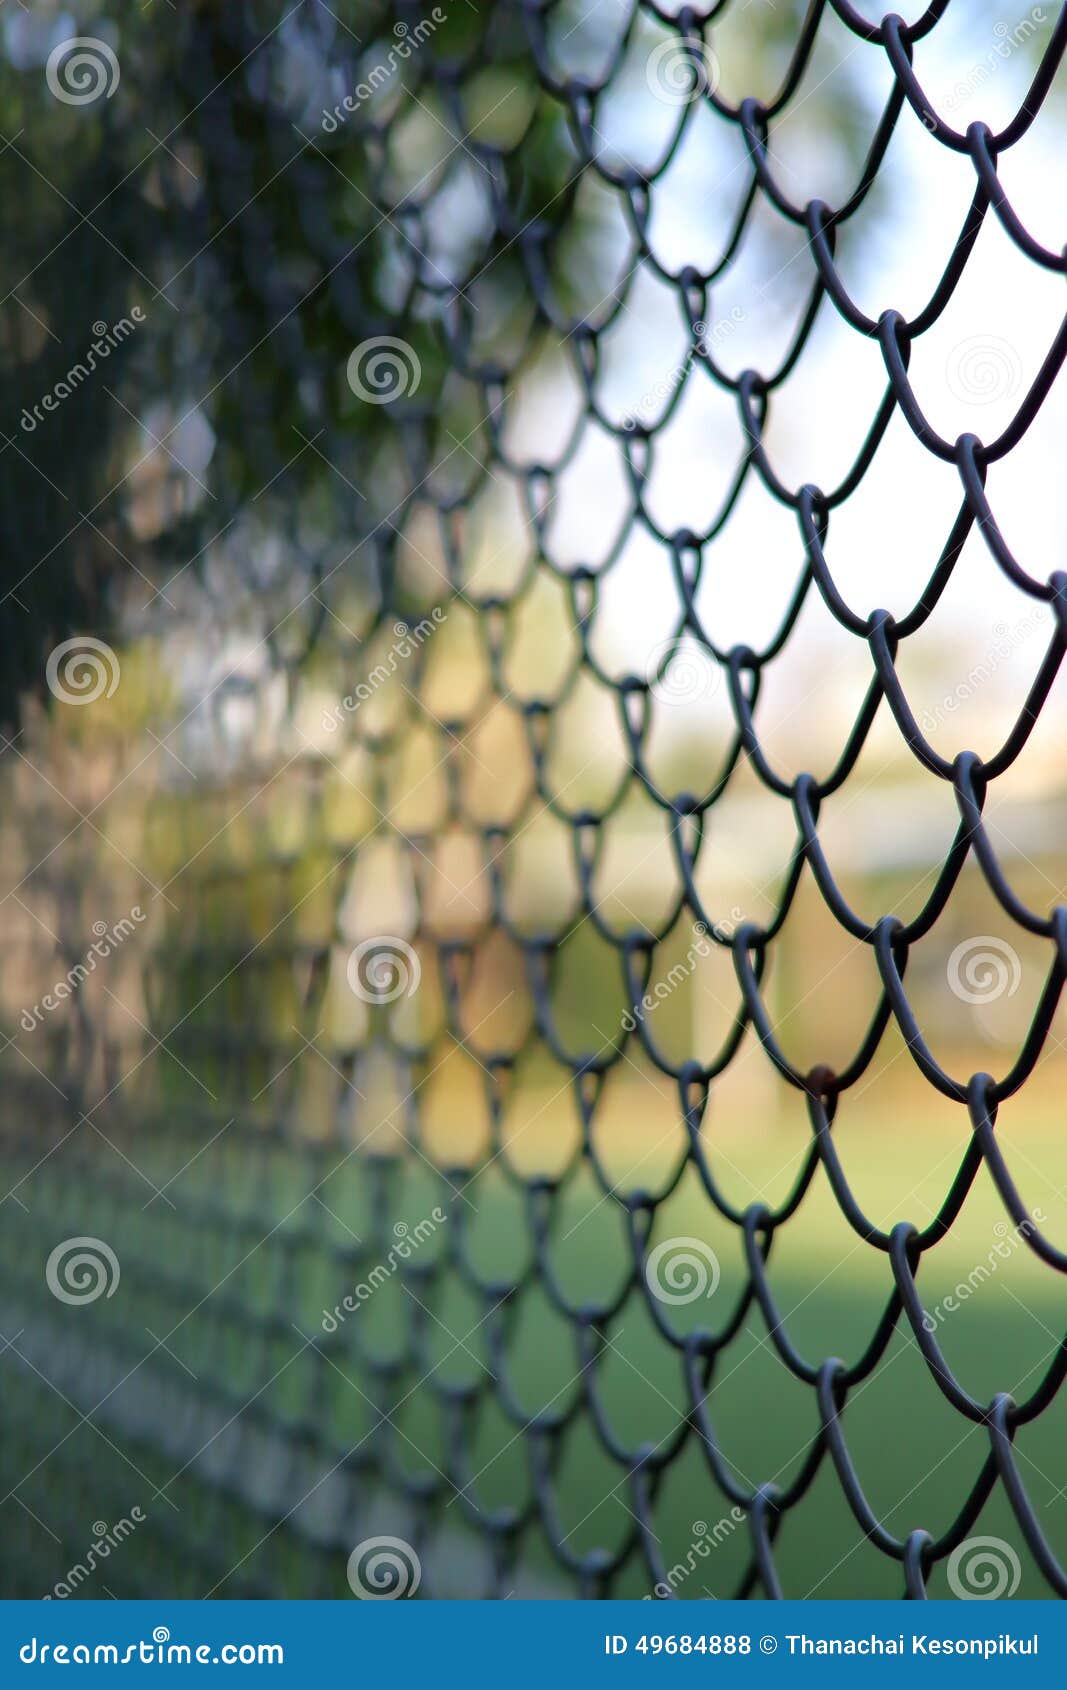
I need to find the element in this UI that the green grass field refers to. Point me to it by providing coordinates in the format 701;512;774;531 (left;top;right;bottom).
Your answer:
2;1073;1065;1600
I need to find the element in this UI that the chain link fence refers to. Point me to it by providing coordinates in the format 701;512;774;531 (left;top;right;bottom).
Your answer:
0;0;1066;1600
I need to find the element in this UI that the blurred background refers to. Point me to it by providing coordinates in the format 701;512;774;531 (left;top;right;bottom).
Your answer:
0;0;1065;1600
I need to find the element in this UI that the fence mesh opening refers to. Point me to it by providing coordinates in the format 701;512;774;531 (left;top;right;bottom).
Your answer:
1;0;1067;1601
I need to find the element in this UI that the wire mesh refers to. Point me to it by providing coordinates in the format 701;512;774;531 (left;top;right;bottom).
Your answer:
1;0;1067;1601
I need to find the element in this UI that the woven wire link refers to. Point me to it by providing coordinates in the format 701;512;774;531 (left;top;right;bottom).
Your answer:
2;0;1067;1601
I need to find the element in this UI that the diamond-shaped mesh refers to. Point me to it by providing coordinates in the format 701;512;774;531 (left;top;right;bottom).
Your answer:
1;0;1067;1602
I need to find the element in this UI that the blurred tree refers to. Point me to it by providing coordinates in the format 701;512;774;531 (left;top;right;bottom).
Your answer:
0;0;881;723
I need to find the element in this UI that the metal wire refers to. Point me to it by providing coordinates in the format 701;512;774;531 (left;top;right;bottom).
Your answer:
2;0;1067;1601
